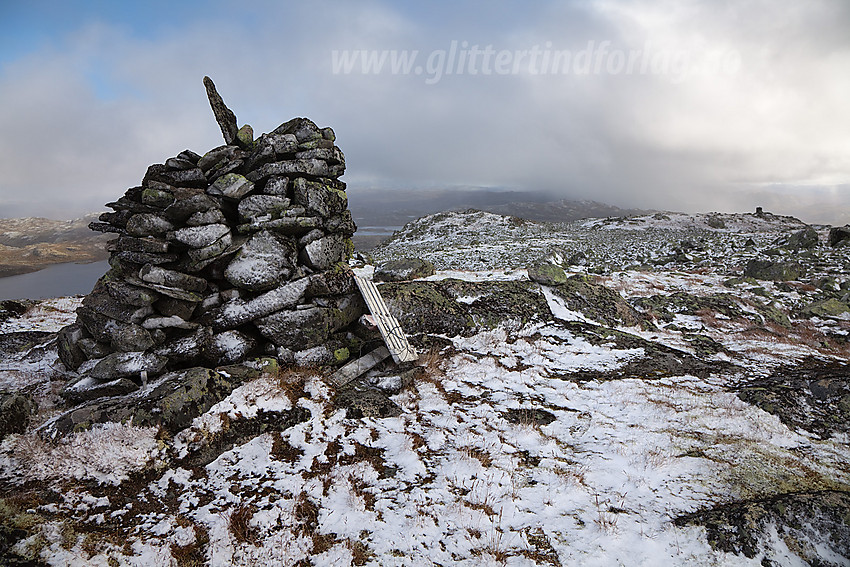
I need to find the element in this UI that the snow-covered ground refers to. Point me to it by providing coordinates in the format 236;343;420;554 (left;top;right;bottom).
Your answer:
2;209;849;566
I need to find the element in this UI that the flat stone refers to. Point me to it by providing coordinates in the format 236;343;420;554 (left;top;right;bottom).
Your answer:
139;264;208;292
164;194;221;223
153;327;212;364
214;275;312;330
105;280;160;306
82;286;152;324
271;117;322;142
245;159;331;182
151;167;207;189
169;223;230;248
155;297;197;319
165;157;196;170
88;351;167;381
374;257;436;283
207;173;255;200
271;133;299;155
224;230;297;291
185;208;227;226
78;337;111;359
237;216;322;235
61;376;139;404
256;294;361;349
238;194;292;222
142;316;198;330
114;250;179;265
141;188;176;208
125;214;174;237
116;236;170;254
198;145;238;172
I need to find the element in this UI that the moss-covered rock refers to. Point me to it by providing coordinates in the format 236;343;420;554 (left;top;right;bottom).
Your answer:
737;358;850;439
802;298;850;319
527;262;568;286
744;259;804;281
675;490;850;563
374;257;436;282
378;279;550;336
549;275;645;327
46;365;258;437
0;392;37;440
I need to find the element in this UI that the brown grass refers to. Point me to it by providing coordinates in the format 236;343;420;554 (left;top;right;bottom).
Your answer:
270;432;303;463
228;503;259;545
170;523;209;567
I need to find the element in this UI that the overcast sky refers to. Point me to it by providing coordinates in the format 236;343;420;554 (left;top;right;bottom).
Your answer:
1;0;848;224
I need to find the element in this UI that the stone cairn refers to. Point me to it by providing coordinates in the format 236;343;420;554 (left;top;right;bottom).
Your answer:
57;77;364;401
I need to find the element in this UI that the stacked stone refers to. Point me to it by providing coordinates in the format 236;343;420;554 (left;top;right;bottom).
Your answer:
57;115;364;400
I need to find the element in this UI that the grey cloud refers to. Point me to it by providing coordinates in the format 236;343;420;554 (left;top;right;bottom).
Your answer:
0;0;847;225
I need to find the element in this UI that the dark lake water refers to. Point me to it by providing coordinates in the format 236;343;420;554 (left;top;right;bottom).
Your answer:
0;260;109;300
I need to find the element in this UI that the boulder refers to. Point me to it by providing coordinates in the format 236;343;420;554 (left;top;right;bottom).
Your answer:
744;259;804;281
374;257;436;282
0;392;37;439
527;262;569;286
786;226;819;250
828;226;850;247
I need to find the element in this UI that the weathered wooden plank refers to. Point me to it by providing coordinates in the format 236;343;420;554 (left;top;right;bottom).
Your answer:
354;276;418;364
330;346;390;387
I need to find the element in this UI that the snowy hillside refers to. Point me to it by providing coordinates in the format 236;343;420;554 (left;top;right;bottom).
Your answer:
1;209;849;566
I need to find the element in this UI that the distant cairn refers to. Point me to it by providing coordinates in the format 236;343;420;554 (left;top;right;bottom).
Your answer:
56;77;364;401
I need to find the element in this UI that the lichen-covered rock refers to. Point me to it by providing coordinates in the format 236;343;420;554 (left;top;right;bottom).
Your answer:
46;366;256;437
301;234;347;271
56;323;87;371
256;294;362;350
205;330;256;365
237;195;292;222
786;226;819;249
802;298;850;319
527;262;569;286
169;224;230;248
125;214;174;237
334;384;403;419
0;392;36;440
743;259;804;281
224;231;297;291
675;491;850;564
374;257;436;282
88;351;168;381
60;376;140;404
549;275;644;327
828;226;850;247
292;178;348;217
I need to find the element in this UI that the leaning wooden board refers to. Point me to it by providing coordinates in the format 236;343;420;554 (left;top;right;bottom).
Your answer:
354;275;418;364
